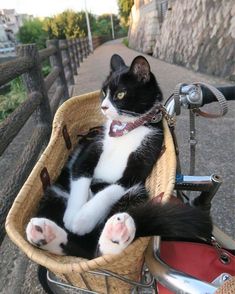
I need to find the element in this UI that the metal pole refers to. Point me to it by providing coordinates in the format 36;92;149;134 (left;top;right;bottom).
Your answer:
84;0;93;52
110;13;115;39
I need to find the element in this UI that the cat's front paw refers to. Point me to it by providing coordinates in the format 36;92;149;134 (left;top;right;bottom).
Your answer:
98;213;136;255
63;208;78;231
69;209;98;235
26;218;67;255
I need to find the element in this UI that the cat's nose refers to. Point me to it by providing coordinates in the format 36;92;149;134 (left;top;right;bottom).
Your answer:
101;106;109;111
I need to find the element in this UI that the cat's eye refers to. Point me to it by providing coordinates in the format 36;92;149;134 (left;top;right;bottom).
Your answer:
116;91;126;100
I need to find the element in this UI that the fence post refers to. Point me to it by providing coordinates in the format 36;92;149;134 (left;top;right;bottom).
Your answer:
77;38;83;62
85;37;90;55
17;44;52;129
82;38;87;58
46;39;69;102
75;39;81;64
68;39;78;76
73;39;80;69
59;39;75;87
85;37;89;57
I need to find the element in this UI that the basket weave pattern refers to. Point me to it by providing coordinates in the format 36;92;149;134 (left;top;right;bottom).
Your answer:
216;277;235;294
6;91;176;293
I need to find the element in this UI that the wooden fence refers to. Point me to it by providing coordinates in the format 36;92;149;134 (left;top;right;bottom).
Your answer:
0;36;104;244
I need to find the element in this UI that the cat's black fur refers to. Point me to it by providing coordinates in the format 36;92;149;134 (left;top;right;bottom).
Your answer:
70;55;164;190
37;174;149;259
27;54;213;258
103;54;163;117
37;172;212;259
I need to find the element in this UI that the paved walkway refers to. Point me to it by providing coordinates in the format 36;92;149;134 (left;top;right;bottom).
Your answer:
73;39;230;97
1;39;234;293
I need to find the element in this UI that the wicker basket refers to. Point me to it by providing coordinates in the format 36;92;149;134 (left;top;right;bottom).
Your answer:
216;276;235;294
6;91;176;293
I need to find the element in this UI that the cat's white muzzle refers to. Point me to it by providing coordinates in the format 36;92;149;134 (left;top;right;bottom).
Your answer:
101;97;120;120
101;94;137;122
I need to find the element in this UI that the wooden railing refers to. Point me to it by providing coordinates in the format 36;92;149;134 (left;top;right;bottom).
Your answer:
0;36;104;243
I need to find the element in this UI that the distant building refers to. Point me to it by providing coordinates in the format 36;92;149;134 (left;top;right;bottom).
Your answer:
0;24;8;42
0;9;33;56
0;9;18;35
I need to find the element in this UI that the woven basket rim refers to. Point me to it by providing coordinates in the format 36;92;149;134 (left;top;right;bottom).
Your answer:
52;90;101;127
6;91;176;274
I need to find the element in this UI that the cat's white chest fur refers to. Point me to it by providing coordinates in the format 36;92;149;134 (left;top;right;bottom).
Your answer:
94;121;151;183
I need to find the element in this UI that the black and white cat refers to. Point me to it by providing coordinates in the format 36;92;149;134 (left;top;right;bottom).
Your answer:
26;55;212;258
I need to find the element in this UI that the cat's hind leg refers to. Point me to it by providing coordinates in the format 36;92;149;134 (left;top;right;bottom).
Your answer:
69;184;126;235
26;218;67;255
98;212;136;255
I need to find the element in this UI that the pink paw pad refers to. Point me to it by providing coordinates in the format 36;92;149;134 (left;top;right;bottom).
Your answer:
105;214;130;243
26;218;67;255
98;213;136;255
26;218;56;247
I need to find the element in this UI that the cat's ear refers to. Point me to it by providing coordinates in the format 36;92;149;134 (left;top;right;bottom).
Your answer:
129;56;150;83
110;54;126;71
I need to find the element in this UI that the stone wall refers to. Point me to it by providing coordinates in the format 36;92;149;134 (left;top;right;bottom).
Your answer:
128;0;161;54
128;0;235;80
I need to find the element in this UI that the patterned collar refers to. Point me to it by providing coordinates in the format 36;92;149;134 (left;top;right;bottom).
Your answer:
109;104;163;137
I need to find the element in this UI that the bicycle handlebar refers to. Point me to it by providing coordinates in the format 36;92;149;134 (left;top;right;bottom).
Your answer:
165;84;234;117
201;85;235;105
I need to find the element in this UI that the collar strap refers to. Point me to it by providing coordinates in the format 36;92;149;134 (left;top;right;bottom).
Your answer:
109;104;163;137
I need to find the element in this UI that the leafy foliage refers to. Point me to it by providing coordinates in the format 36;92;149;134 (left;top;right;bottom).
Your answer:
44;10;97;39
17;10;97;44
0;77;27;122
44;10;86;39
93;14;124;38
122;37;129;47
118;0;134;26
17;9;127;47
17;18;48;49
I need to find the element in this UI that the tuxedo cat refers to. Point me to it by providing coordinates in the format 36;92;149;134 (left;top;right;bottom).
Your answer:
26;54;212;258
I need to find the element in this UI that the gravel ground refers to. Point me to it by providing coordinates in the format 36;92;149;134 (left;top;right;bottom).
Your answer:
0;39;234;294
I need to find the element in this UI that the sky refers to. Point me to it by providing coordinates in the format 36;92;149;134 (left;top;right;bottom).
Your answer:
0;0;119;17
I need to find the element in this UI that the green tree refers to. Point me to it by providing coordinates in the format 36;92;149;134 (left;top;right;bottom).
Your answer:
94;14;113;37
118;0;134;27
93;14;125;38
43;10;96;39
17;18;48;49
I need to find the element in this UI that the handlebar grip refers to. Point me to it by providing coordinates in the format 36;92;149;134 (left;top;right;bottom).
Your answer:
201;85;235;106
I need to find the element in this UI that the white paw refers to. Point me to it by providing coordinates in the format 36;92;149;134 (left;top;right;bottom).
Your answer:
98;213;136;255
69;208;98;235
63;177;91;230
63;208;78;231
26;218;67;255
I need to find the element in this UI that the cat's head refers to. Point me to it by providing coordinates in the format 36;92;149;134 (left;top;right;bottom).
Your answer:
100;54;163;122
